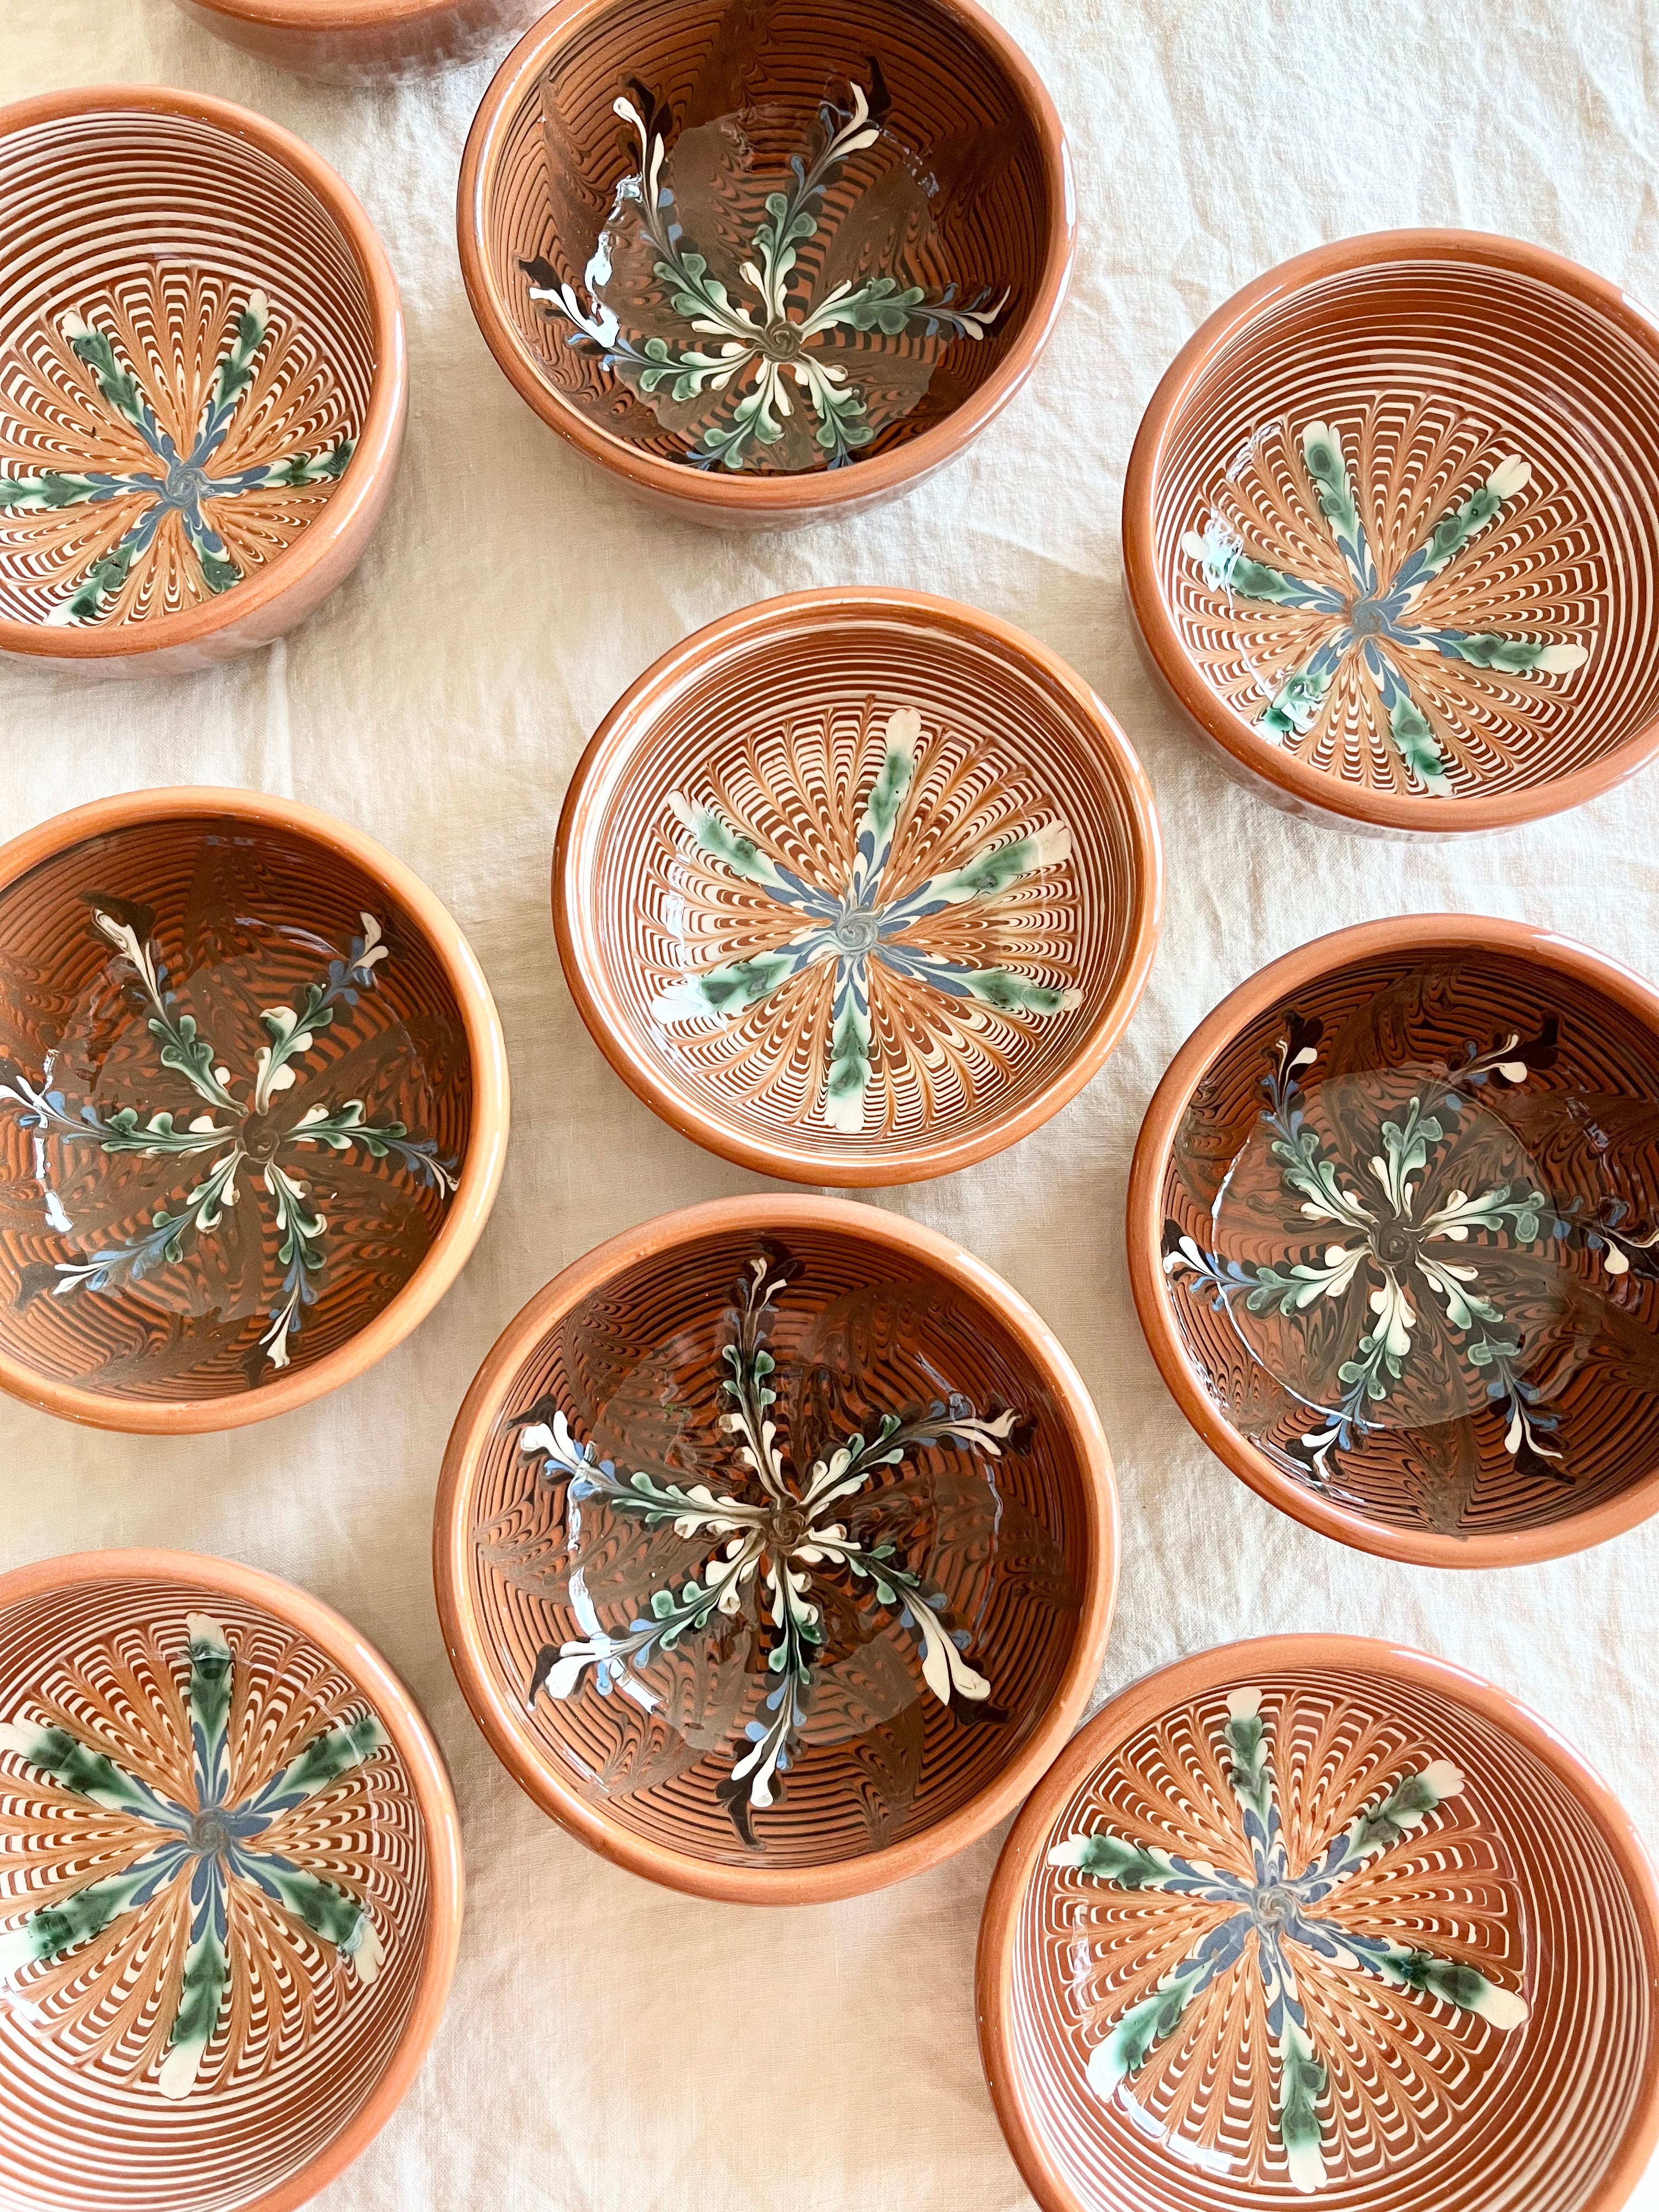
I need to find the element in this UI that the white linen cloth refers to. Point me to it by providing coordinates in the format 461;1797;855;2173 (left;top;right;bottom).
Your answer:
3;1;1657;2204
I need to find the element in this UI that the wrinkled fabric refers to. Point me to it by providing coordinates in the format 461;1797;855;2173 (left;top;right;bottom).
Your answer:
3;2;1657;2205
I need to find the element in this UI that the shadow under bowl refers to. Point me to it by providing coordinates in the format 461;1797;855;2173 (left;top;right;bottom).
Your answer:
555;587;1162;1185
0;788;509;1433
0;1548;463;2212
1128;914;1659;1566
458;0;1073;527
172;0;545;81
0;86;405;676
978;1634;1659;2212
1123;229;1659;834
435;1195;1118;1903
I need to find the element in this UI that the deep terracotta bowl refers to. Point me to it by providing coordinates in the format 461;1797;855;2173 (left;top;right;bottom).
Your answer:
173;0;545;81
0;787;509;1434
435;1195;1118;1903
555;588;1162;1184
1127;915;1659;1567
0;87;405;678
0;1548;463;2212
978;1635;1659;2212
458;0;1074;528
1123;230;1659;835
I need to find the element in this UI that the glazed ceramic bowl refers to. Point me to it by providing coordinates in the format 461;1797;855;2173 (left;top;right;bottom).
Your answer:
555;588;1161;1184
435;1195;1118;1903
1123;230;1659;834
0;1547;462;2212
978;1635;1659;2212
1128;915;1659;1567
0;787;509;1434
0;87;405;678
173;0;544;80
458;0;1073;527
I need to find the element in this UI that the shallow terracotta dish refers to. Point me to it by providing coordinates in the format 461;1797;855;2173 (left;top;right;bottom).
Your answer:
0;87;405;678
435;1194;1117;1902
173;0;544;80
0;787;509;1434
458;0;1073;527
1128;915;1659;1566
1123;230;1659;834
0;1547;462;2212
978;1634;1659;2212
555;588;1161;1184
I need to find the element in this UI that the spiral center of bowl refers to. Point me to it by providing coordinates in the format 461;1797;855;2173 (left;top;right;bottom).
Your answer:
163;459;210;506
1251;1882;1295;1931
832;911;879;953
769;1505;809;1549
1349;596;1386;635
761;321;807;364
240;1110;285;1164
1373;1220;1417;1266
190;1811;232;1856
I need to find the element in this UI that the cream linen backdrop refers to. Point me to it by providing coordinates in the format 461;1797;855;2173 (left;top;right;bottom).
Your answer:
3;2;1658;2206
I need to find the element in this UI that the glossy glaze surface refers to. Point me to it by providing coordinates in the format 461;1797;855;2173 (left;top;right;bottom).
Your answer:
0;793;505;1432
459;0;1073;524
556;589;1161;1183
0;1551;462;2212
1124;233;1659;832
979;1639;1659;2212
173;0;543;82
436;1198;1116;1901
1130;918;1659;1564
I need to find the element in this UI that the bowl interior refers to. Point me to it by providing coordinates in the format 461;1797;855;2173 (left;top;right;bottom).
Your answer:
1156;937;1659;1548
480;0;1052;477
0;104;374;635
0;1571;433;2212
0;811;474;1409
1005;1655;1655;2212
566;605;1150;1176
458;1218;1094;1874
1150;250;1659;809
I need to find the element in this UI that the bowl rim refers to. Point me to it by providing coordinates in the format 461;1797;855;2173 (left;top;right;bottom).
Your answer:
1126;911;1659;1567
975;1631;1659;2212
433;1190;1120;1904
553;584;1164;1184
0;1544;465;2212
0;784;510;1435
179;0;489;22
1121;225;1659;834
0;83;406;665
455;0;1076;517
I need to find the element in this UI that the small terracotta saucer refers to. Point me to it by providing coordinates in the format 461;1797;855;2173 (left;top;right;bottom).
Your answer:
172;0;544;81
1128;915;1659;1566
978;1635;1659;2212
458;0;1074;527
555;588;1162;1185
0;87;405;677
1124;230;1659;834
0;787;509;1433
0;1548;463;2212
435;1194;1118;1903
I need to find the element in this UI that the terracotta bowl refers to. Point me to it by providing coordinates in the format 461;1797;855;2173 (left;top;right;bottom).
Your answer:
1123;230;1659;835
0;787;509;1434
173;0;545;81
0;1548;462;2212
458;0;1073;528
978;1634;1659;2212
0;87;405;678
435;1194;1118;1903
555;588;1162;1184
1127;915;1659;1567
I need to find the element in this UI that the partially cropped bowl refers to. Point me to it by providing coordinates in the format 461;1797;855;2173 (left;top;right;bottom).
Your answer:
435;1195;1117;1903
0;787;508;1432
0;1547;462;2212
978;1634;1659;2212
555;587;1161;1183
173;0;545;81
1123;230;1659;834
458;0;1074;527
1128;914;1659;1566
0;87;405;677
